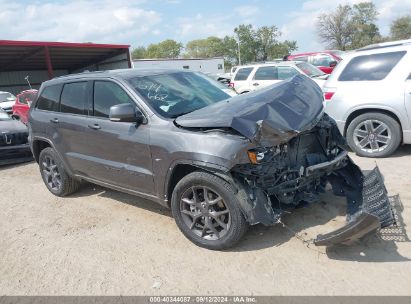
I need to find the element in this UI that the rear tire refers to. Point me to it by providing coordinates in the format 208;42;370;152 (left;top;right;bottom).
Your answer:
39;147;80;196
346;112;401;158
171;171;248;250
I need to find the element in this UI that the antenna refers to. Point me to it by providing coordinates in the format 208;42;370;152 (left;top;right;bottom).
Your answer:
25;76;32;89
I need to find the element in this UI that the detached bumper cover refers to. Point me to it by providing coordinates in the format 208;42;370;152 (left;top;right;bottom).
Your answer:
315;166;395;246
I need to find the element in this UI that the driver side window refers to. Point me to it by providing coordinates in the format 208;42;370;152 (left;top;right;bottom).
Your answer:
93;81;134;118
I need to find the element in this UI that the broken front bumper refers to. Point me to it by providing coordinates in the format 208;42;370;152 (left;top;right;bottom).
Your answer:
315;166;395;246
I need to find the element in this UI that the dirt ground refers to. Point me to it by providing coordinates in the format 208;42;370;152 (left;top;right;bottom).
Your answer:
1;147;411;296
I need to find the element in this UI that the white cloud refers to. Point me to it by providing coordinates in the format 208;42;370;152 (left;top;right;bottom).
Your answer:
176;14;233;39
234;5;260;18
281;0;411;52
0;0;161;45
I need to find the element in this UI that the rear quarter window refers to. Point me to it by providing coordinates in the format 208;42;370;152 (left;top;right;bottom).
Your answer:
338;51;406;81
234;67;253;81
36;84;62;111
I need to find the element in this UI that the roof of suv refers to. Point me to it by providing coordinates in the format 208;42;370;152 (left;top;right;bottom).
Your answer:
44;68;187;85
234;61;307;69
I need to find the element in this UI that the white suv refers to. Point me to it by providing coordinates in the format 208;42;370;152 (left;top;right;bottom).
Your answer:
324;39;411;157
230;61;327;94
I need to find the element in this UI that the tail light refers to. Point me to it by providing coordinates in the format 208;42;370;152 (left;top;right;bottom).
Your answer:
324;92;335;101
229;82;234;88
323;87;336;101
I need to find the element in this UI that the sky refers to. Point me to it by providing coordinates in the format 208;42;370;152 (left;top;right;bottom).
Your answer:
1;0;410;52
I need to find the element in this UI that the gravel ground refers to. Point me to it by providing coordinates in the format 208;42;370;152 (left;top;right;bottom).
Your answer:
1;147;410;295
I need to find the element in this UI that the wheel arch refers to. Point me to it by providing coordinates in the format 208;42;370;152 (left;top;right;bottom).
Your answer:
164;162;232;206
32;138;52;163
344;108;403;141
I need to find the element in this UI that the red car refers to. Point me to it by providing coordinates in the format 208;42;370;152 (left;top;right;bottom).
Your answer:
287;50;345;74
12;89;38;124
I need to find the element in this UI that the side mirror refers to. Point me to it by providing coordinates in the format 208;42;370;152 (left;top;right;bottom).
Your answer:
109;103;146;124
329;60;338;68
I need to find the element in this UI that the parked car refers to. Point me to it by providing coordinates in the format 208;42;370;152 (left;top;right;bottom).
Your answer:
0;108;33;165
0;91;16;114
12;89;38;124
230;61;327;94
287;50;345;74
29;70;394;250
324;39;411;157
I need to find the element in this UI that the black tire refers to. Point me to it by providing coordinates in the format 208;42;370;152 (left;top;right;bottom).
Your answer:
171;171;248;250
39;147;80;196
346;112;401;158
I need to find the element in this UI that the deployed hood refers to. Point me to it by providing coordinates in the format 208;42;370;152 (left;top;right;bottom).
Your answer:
176;75;324;146
0;119;28;133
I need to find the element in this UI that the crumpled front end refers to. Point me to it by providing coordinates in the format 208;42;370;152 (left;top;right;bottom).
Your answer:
231;114;395;246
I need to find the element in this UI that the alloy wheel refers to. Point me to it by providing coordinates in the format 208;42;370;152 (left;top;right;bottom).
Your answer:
353;119;392;153
180;186;231;240
41;156;62;191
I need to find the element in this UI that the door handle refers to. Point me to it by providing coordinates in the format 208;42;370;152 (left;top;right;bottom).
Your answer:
253;83;259;86
88;124;101;130
50;118;59;123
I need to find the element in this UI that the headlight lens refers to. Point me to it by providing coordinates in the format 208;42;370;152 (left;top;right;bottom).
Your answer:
247;149;266;164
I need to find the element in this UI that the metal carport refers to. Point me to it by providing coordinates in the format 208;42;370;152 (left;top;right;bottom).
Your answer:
0;40;131;94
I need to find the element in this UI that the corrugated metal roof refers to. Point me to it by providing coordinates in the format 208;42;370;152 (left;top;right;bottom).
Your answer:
0;40;130;72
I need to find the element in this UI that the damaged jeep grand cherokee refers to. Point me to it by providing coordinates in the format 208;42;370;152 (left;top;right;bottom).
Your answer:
28;70;395;250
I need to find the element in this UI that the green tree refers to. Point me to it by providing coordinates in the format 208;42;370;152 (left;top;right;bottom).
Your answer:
351;2;380;48
390;15;411;40
255;26;281;61
131;46;147;59
185;36;225;58
145;39;183;58
269;40;298;59
316;4;354;50
234;24;259;63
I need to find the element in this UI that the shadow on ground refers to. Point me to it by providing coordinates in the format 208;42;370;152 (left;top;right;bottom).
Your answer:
70;183;173;218
67;177;409;262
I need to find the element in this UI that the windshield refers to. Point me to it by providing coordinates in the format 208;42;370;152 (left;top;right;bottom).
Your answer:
128;71;230;118
296;62;325;77
0;92;16;103
0;109;11;121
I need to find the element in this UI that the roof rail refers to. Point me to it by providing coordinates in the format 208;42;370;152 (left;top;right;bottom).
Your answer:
52;70;107;80
357;39;411;51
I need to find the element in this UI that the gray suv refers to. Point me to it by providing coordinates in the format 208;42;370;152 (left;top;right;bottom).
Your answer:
29;70;394;250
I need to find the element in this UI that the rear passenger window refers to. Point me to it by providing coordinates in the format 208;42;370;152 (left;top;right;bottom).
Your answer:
234;68;253;81
93;81;134;118
254;66;278;80
277;67;299;80
36;84;62;112
338;51;406;81
60;82;88;114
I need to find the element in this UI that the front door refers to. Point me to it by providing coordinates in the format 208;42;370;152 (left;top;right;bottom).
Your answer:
84;80;155;195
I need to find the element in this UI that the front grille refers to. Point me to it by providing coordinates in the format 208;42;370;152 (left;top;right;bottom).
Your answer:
0;132;28;146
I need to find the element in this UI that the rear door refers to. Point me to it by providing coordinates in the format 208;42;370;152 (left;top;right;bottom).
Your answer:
47;81;92;174
404;73;411;133
84;80;155;195
251;66;281;90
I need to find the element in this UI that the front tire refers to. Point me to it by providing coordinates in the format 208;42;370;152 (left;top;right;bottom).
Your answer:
346;112;401;158
39;147;80;196
171;171;248;250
